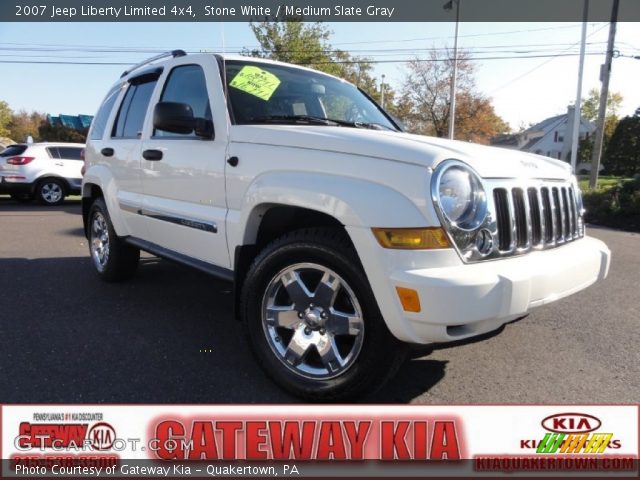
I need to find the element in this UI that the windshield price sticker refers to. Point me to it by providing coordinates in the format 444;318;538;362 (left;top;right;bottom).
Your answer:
229;66;281;101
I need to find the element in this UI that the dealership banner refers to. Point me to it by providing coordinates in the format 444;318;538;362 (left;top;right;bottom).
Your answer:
1;405;638;477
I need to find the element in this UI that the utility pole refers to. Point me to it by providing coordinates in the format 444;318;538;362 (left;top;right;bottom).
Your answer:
570;0;589;174
444;0;460;140
589;0;619;189
380;74;386;108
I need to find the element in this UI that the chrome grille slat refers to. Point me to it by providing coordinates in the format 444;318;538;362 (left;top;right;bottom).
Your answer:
512;188;528;249
552;187;564;243
527;187;541;247
491;180;583;258
506;188;517;253
568;188;578;239
536;187;546;248
493;189;511;251
541;187;555;246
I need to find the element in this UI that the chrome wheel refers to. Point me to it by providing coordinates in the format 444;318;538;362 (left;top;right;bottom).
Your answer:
90;212;110;272
261;263;365;379
40;182;63;204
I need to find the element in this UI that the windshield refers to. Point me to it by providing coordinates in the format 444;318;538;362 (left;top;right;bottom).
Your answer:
224;60;397;131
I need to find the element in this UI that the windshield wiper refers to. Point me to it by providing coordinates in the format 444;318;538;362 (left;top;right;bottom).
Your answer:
313;117;396;131
246;115;397;131
247;115;340;126
351;121;396;131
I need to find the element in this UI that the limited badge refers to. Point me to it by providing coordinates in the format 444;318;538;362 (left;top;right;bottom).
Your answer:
229;66;281;101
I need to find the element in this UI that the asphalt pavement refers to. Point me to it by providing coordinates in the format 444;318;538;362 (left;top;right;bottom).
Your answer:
0;197;637;403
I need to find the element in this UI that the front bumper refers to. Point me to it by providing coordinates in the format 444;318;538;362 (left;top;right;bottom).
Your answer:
348;227;610;344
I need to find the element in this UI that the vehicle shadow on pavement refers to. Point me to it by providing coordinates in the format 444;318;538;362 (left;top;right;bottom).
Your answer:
365;359;447;403
0;196;81;214
0;256;291;403
0;255;448;404
59;227;86;237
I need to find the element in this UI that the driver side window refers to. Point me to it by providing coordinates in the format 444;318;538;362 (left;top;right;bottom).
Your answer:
155;64;212;138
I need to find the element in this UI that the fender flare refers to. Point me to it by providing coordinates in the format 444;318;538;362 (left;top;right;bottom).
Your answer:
82;165;130;236
236;171;429;245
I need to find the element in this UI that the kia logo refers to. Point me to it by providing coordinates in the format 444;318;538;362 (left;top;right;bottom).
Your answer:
541;413;601;434
88;422;116;450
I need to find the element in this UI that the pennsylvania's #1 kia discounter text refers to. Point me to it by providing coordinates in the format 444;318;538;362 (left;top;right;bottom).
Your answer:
81;50;611;400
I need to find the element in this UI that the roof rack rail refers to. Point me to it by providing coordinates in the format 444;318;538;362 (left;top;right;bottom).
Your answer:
120;50;186;78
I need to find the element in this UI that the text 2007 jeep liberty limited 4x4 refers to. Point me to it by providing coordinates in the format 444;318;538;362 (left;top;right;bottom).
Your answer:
83;51;610;400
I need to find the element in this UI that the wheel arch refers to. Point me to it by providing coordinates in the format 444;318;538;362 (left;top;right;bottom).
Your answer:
34;175;70;193
81;165;128;237
231;173;427;321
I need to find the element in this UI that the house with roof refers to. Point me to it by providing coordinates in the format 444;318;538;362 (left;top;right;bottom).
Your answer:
491;106;597;173
47;114;93;131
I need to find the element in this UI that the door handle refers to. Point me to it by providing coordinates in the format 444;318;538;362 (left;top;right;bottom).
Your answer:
143;149;163;161
101;148;114;157
55;162;64;166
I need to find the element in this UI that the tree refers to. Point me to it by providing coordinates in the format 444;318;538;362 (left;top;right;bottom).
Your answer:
454;93;509;144
0;101;13;138
38;122;87;143
604;112;640;176
398;50;508;143
578;88;623;169
245;18;383;98
581;88;622;143
8;110;46;143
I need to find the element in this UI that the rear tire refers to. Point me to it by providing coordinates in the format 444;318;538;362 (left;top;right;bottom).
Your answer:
36;178;66;206
241;227;407;401
88;198;140;282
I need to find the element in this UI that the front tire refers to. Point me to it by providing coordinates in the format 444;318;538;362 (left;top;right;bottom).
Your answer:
88;198;140;282
241;228;407;401
36;178;65;206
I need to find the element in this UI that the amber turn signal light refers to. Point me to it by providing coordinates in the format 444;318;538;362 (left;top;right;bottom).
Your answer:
372;227;451;249
396;287;421;313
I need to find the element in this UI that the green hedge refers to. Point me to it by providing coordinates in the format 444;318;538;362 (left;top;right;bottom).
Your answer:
581;176;640;232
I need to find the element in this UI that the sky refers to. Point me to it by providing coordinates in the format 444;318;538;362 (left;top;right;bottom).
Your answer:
0;20;639;131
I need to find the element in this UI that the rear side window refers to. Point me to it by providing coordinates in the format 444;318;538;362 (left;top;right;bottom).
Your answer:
57;147;83;160
46;147;60;159
0;145;28;157
90;85;120;141
112;80;157;139
155;64;211;138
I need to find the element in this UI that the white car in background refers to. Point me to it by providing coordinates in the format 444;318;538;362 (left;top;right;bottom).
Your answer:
0;142;85;205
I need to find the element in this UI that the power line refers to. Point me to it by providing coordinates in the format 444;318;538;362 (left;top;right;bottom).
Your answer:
489;22;609;94
0;23;604;52
0;41;611;56
0;52;609;66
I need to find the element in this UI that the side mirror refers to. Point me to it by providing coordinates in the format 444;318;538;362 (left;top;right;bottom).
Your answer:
153;102;214;139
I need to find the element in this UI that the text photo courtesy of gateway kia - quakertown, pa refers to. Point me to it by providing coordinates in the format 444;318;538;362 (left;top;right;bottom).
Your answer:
0;0;638;478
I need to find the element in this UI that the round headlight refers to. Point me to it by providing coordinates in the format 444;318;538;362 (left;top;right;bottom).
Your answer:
436;164;487;230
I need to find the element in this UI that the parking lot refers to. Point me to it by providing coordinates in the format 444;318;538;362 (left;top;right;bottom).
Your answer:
0;196;638;404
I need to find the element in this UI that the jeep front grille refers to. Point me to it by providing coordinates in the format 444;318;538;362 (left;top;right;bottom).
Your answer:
491;182;583;255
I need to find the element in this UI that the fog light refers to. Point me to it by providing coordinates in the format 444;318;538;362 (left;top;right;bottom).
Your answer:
372;227;451;249
396;287;421;313
474;229;493;255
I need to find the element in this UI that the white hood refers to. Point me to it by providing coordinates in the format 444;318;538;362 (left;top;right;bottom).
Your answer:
230;125;572;180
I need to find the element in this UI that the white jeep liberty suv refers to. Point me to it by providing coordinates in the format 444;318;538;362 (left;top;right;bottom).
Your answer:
83;51;611;400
